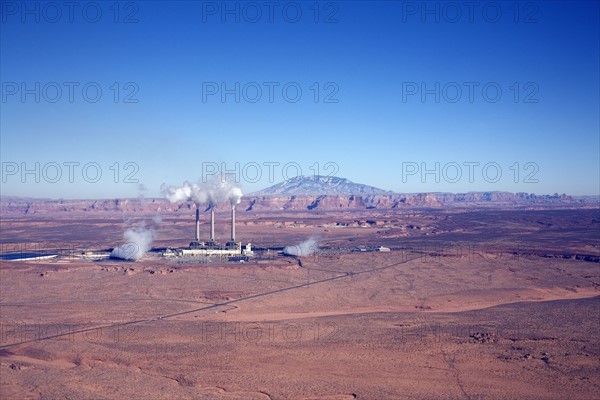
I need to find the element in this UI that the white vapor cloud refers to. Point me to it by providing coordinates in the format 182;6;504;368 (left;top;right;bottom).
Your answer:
284;237;319;257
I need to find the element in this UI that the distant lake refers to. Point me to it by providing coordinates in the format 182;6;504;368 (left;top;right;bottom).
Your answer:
0;252;58;261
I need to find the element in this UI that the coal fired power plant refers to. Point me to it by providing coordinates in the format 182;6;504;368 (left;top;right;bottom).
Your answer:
161;178;253;261
164;203;253;260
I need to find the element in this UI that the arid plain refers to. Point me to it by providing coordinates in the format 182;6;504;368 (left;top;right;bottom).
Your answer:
1;205;599;399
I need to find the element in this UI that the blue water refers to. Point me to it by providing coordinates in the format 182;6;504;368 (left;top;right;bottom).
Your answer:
0;253;57;260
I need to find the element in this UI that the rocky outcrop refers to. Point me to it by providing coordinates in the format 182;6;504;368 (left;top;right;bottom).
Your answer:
0;192;596;216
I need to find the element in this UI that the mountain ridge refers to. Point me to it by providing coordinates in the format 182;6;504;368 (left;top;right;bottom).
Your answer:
1;192;597;216
2;176;598;212
250;175;393;196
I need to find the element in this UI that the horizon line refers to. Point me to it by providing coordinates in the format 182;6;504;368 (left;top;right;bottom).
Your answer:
1;191;599;202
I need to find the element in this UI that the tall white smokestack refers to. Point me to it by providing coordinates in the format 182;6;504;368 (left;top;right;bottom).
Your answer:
210;208;215;241
162;176;243;244
231;205;236;242
195;207;200;241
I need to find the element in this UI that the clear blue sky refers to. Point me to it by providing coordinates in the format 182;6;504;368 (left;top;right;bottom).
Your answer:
1;0;598;198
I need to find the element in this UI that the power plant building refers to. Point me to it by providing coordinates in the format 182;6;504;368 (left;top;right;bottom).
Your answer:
169;204;253;258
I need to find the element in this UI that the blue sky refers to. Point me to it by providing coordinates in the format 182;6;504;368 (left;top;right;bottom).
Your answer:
1;0;598;198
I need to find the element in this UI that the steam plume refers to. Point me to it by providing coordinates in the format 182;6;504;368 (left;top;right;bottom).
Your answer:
111;226;155;261
162;176;243;207
138;183;148;206
284;237;319;257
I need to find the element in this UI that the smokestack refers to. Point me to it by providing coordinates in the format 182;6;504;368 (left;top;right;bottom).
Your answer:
231;205;236;242
210;207;215;241
195;207;200;241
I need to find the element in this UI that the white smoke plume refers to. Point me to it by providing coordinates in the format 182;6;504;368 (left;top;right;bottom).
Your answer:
138;183;148;205
284;237;319;257
111;225;155;261
161;176;243;207
228;186;243;206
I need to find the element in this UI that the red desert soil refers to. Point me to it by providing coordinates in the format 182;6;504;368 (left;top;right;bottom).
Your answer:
1;207;599;399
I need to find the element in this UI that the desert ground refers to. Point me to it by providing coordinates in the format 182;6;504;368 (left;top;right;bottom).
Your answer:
1;206;599;399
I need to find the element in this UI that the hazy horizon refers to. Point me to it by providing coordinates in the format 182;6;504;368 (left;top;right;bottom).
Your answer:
1;174;599;202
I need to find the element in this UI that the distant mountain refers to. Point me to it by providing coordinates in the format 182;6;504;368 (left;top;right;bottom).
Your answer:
250;175;394;196
0;195;52;202
1;191;597;215
2;178;598;215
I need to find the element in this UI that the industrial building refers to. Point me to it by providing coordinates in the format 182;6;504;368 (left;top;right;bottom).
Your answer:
166;205;254;259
